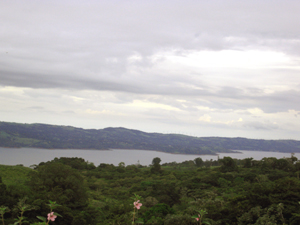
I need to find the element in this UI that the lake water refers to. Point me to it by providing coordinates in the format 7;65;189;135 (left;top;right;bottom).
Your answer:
0;147;299;167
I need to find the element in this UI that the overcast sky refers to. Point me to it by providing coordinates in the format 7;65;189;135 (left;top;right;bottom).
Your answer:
1;0;300;140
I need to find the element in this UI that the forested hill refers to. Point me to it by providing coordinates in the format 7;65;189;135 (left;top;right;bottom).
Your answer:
0;121;300;154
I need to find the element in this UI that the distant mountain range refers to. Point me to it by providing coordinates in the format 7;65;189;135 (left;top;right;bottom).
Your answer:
0;121;300;155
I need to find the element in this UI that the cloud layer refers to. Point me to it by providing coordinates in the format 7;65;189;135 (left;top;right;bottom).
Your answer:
1;0;300;139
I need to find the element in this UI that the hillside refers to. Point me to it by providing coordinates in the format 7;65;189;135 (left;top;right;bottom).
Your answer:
0;121;300;154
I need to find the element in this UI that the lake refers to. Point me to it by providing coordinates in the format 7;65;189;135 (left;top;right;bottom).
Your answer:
0;147;299;167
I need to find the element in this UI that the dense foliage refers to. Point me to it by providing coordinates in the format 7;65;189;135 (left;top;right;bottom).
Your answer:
1;154;300;224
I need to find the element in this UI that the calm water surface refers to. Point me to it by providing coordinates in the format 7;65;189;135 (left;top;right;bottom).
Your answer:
0;147;299;167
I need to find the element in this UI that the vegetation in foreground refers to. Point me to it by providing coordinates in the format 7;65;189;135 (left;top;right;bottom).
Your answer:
1;155;300;224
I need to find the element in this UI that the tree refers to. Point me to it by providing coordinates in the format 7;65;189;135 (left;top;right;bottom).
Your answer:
28;162;89;225
219;157;238;172
152;157;162;165
276;158;291;171
260;157;278;170
143;203;175;223
151;163;162;174
28;162;88;209
243;157;253;168
118;162;125;168
151;182;180;206
194;157;204;167
238;204;286;225
0;176;8;206
151;157;162;174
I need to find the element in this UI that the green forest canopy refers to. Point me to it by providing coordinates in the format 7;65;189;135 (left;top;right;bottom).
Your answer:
1;155;300;224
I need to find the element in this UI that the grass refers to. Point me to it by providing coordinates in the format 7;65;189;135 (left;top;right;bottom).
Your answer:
0;131;10;138
14;137;40;145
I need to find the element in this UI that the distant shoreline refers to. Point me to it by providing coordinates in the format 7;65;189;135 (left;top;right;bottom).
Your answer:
1;147;298;168
0;146;240;156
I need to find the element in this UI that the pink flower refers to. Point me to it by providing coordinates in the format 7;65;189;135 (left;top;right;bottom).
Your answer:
47;212;57;221
134;200;142;209
196;218;199;221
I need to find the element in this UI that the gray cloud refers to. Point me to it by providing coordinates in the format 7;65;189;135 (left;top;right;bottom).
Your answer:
1;0;300;139
243;121;279;130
